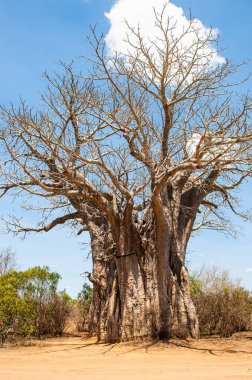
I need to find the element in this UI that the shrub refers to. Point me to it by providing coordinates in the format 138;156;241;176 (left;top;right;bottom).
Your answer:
190;267;252;337
74;283;93;332
36;292;72;337
0;266;72;343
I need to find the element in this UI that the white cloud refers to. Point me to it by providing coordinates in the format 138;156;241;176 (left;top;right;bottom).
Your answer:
105;0;225;81
186;133;239;162
245;268;252;273
186;133;202;157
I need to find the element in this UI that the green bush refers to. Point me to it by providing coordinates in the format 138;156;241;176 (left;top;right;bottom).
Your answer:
190;267;252;337
0;266;72;343
75;283;93;332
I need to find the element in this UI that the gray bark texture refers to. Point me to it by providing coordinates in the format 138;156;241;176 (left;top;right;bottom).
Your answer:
80;189;199;343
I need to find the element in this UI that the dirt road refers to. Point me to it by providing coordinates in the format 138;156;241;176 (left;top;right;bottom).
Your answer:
0;335;252;379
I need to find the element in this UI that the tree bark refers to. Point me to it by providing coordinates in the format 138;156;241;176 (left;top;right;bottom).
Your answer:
83;201;199;342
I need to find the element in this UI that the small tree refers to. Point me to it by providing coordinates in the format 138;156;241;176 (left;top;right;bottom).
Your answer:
0;5;252;341
0;248;16;276
75;283;93;332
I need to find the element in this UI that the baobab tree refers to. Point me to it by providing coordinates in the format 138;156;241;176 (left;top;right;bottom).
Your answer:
0;6;252;342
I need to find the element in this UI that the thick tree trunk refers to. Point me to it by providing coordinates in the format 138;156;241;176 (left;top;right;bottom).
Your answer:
80;203;120;342
86;207;199;342
75;187;199;343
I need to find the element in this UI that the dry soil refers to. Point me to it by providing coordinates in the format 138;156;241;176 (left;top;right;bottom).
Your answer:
0;333;252;380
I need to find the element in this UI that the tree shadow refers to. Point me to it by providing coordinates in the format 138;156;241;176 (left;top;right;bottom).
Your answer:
102;340;160;355
26;335;252;356
102;336;252;357
168;340;252;356
28;337;104;355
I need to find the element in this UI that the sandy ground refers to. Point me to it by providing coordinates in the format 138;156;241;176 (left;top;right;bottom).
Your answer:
0;334;252;380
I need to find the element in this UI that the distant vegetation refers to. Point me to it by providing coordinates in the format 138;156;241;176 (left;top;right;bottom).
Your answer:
0;248;17;276
75;283;93;333
0;248;93;345
0;249;251;345
190;267;252;337
0;264;72;344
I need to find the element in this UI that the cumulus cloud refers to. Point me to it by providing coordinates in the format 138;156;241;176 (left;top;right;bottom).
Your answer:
245;268;252;273
186;133;239;161
105;0;225;70
186;133;202;157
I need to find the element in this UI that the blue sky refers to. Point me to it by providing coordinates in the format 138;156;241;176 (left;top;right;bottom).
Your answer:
0;0;251;296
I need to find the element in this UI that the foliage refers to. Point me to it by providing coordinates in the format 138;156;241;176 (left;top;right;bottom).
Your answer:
190;267;252;337
75;283;93;332
78;283;93;303
0;266;72;344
